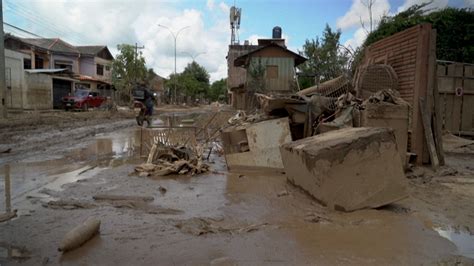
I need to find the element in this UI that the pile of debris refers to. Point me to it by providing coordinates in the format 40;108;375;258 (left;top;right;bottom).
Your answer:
219;63;445;211
134;111;232;177
135;143;209;177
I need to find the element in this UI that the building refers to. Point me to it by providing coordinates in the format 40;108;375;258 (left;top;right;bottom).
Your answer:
76;46;114;97
227;28;307;110
3;34;114;110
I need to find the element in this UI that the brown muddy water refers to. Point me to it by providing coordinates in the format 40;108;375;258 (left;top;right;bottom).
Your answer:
0;119;472;265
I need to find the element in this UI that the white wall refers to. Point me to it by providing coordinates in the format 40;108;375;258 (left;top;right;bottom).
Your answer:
24;73;53;109
94;57;112;81
5;49;29;109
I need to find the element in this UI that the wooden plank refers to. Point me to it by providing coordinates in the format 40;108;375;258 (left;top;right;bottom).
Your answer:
429;30;445;165
453;76;463;132
461;95;474;132
437;64;446;76
414;24;431;164
445;94;456;131
420;97;440;169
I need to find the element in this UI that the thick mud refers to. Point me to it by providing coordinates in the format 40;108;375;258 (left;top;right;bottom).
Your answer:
1;109;474;265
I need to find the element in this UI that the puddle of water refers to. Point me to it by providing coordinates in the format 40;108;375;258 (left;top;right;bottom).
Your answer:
0;127;143;213
435;227;474;259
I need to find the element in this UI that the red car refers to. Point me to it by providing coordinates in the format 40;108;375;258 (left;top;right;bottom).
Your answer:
62;89;106;111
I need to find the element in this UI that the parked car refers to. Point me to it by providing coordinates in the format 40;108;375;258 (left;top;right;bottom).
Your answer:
62;89;106;111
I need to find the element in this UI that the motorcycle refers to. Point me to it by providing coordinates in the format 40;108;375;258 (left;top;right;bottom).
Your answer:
133;100;151;127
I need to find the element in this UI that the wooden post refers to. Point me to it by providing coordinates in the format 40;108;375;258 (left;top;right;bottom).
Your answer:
4;164;11;213
420;97;440;169
429;30;445;165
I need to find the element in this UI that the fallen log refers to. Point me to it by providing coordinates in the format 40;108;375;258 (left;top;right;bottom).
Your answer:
58;217;101;252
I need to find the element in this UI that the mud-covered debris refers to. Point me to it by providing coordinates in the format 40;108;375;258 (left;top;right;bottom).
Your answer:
38;188;62;198
0;243;31;261
135;159;209;177
173;218;268;236
438;167;458;176
137;142;210;176
0;210;17;222
237;223;269;233
277;190;289;197
210;257;237;266
112;200;183;215
158;186;167;194
43;199;96;210
1;148;12;153
58;217;100;252
304;213;332;224
93;194;154;202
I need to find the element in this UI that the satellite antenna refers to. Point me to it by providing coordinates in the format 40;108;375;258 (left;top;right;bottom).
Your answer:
230;5;241;44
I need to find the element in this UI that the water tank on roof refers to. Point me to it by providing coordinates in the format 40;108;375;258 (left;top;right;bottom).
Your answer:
272;26;282;39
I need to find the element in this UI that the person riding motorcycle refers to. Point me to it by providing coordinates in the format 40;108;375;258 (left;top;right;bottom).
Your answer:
133;83;155;127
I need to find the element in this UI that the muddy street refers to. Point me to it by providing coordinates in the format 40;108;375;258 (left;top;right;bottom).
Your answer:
0;108;473;265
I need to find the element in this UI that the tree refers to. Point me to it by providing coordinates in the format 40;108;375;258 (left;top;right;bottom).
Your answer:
362;5;474;63
111;44;147;102
298;24;350;88
209;78;228;102
360;0;377;34
165;61;210;101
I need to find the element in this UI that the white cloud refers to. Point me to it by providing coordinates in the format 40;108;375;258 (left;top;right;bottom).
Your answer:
4;0;229;81
336;0;390;30
466;0;474;8
219;2;230;13
207;0;215;10
397;0;449;13
343;27;368;50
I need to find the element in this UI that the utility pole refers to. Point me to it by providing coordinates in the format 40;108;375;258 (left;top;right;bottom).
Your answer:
134;43;144;83
0;1;7;119
158;24;190;104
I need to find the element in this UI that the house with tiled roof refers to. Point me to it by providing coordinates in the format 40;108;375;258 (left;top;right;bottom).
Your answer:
3;34;114;109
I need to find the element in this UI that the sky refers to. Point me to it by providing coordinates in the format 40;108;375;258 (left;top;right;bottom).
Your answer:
3;0;473;82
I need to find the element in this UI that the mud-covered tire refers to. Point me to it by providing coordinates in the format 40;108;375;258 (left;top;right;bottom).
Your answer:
136;115;144;126
145;116;152;127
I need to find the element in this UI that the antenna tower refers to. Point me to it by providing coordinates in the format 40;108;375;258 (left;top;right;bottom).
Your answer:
229;5;241;44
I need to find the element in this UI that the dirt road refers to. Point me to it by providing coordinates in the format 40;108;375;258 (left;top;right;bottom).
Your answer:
1;108;474;265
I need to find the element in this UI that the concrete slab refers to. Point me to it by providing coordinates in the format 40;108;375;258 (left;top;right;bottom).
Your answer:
280;127;408;211
221;117;292;170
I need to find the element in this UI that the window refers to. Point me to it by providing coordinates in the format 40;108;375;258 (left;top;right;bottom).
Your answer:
105;65;110;71
266;65;278;79
35;57;44;69
96;64;104;76
54;60;73;71
23;59;31;69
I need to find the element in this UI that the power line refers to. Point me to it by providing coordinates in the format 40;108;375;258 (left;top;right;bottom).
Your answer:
3;22;43;38
4;0;88;44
